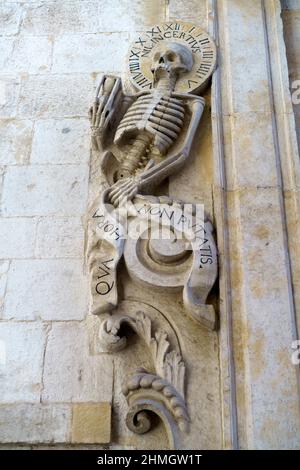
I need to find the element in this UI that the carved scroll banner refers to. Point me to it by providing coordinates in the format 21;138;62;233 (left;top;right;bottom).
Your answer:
86;21;218;449
87;194;217;328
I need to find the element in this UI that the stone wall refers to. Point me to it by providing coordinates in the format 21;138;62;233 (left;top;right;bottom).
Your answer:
0;0;216;449
0;0;300;450
0;0;167;448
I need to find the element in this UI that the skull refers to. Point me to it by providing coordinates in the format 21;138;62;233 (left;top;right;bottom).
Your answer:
151;42;193;83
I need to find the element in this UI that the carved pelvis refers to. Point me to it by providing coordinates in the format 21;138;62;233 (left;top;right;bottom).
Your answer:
98;300;188;450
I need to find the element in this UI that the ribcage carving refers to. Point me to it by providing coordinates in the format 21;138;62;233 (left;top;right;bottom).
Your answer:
114;93;185;154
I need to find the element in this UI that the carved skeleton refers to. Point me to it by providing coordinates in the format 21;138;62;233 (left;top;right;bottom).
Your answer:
87;26;218;448
87;38;218;326
89;42;205;207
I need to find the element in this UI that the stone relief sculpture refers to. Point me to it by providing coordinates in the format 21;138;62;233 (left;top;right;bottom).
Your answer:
86;22;217;449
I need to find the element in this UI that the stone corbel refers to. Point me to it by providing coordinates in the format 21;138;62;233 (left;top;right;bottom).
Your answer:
99;310;189;449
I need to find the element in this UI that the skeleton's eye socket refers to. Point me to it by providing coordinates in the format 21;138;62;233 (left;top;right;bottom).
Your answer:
166;52;176;62
154;52;161;61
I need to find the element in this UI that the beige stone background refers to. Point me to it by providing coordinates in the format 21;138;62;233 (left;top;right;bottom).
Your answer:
0;0;300;450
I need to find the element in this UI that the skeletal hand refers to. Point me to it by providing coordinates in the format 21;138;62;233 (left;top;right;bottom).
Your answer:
107;177;140;208
89;76;121;151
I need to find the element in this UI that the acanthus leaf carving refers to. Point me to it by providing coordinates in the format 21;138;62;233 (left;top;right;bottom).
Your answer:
99;309;188;447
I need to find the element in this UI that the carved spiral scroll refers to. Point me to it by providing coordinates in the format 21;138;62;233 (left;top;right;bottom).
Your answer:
126;398;180;450
122;369;189;433
98;306;188;448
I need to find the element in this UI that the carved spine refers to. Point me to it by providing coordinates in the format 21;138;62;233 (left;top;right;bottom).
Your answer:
117;134;151;179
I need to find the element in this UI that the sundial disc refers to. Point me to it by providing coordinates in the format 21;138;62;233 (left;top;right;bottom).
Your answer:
126;21;217;94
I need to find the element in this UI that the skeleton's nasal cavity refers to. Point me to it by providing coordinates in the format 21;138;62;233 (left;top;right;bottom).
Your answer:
159;57;164;64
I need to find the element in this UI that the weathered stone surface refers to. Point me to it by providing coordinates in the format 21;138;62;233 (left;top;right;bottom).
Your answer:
168;0;208;29
0;404;71;443
35;217;84;258
0;77;20;118
282;0;300;10
31;118;90;165
282;5;300;154
3;260;88;320
0;217;36;259
218;0;271;115
0;2;22;36
71;403;111;444
18;74;97;119
0;261;9;314
22;1;100;35
1;165;88;216
0;119;33;165
0;0;299;452
42;322;113;402
0;321;46;402
52;33;130;74
98;0;165;32
213;0;300;450
0;35;52;74
221;112;279;190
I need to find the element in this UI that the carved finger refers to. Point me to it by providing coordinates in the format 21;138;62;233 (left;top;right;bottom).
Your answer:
108;178;131;198
118;186;138;207
110;182;133;205
110;188;131;207
89;106;93;122
95;96;108;127
99;78;121;128
91;101;99;126
94;75;106;100
111;182;135;207
108;177;132;195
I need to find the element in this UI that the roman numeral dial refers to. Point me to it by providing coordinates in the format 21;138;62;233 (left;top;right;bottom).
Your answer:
126;21;217;94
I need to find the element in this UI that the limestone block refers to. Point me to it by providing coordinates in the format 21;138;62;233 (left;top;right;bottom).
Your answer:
219;0;271;115
18;74;97;119
22;1;99;35
0;2;22;36
226;188;300;448
42;322;113;402
220;112;279;190
3;259;88;321
1;165;88;216
0;77;20;118
98;0;165;32
0;321;46;402
52;33;130;74
35;217;84;259
0;404;71;443
168;0;207;29
71;403;111;444
0;36;52;74
31;118;90;165
0;217;36;259
0;119;33;165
